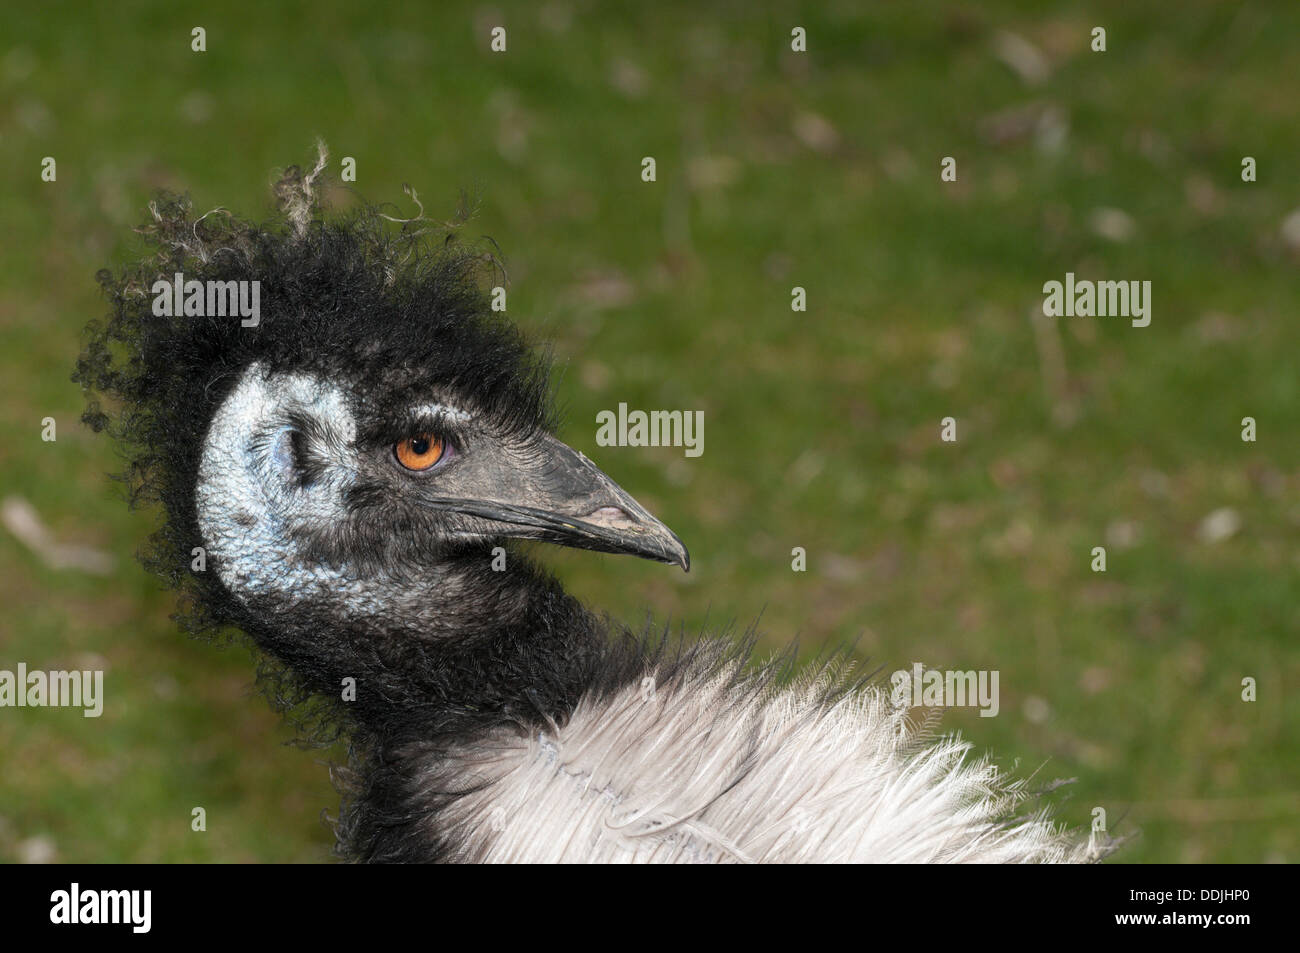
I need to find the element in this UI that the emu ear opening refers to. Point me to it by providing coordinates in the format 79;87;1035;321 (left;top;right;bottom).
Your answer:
271;429;297;480
413;432;690;571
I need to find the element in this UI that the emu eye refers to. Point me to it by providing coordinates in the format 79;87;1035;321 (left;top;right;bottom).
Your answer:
395;433;445;471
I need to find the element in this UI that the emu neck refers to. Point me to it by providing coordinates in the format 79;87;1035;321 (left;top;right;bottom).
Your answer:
240;552;608;739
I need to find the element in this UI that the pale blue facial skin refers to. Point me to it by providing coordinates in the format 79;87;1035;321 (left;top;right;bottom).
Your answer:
196;363;367;607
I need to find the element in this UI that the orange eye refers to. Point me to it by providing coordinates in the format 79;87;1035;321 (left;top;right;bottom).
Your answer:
395;433;445;471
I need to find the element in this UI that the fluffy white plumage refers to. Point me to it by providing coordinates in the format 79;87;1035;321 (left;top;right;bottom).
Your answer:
425;652;1105;863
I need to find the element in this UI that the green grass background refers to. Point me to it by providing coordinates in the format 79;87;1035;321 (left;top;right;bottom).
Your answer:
1;1;1296;862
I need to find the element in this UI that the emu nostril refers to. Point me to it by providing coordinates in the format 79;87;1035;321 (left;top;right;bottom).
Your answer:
587;505;632;523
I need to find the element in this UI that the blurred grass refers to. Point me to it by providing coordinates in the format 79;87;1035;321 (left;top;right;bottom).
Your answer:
1;0;1297;862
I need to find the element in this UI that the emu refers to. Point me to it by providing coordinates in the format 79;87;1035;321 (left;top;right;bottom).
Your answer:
75;155;1107;863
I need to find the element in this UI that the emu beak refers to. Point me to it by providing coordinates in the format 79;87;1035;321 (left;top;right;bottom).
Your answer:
421;433;690;571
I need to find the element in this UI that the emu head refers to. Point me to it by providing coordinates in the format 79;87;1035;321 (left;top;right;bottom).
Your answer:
196;356;688;625
76;178;686;660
